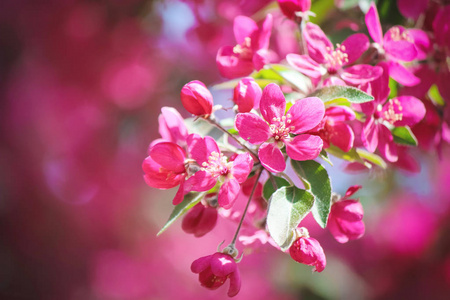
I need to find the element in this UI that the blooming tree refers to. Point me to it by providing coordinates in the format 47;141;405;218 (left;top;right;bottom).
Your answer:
142;0;449;297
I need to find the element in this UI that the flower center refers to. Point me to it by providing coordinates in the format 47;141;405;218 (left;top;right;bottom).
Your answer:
269;114;295;142
233;37;253;60
389;26;412;42
382;98;403;124
325;44;349;72
201;151;232;178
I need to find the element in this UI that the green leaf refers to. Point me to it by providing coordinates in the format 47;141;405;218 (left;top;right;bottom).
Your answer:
157;192;206;236
391;126;418;146
428;84;445;106
310;85;374;103
324;97;351;107
320;149;333;166
389;77;398;99
355;148;388;169
291;160;332;228
266;186;314;251
263;176;291;201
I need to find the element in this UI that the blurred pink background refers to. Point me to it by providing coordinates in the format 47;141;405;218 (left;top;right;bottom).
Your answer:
1;0;450;299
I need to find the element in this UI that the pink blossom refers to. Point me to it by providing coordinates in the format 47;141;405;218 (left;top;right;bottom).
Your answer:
235;83;324;172
310;106;356;152
328;185;365;243
287;22;381;86
216;14;273;79
191;252;241;297
142;142;187;205
233;77;262;113
359;63;426;162
365;2;428;86
277;0;311;20
182;202;218;237
185;134;253;209
289;236;326;272
180;80;214;117
149;107;188;149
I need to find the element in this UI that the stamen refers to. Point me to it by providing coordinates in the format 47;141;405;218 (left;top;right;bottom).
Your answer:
383;98;403;124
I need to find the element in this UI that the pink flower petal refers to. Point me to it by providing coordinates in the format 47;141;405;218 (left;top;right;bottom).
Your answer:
257;14;273;50
365;2;383;44
228;269;241;297
409;29;431;61
252;49;269;71
303;22;333;64
383;96;425;127
182;203;218;237
260;83;287;123
288;97;325;134
327;217;350;243
235;113;271;144
384;39;417;62
158;107;188;145
231;153;254;183
258;143;286;172
233;78;262;113
378;124;398;162
362;117;379;153
328;122;354;152
211;253;237;277
332;200;364;221
184;171;217;192
341;64;383;85
286;53;322;79
191;255;213;273
216;46;254;79
341;33;369;65
387;60;420;86
233;16;259;45
150;142;186;173
286;134;323;161
344;185;362;198
218;178;241;209
325;106;355;122
142;156;183;189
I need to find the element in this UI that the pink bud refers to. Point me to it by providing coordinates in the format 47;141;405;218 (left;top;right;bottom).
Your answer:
180;80;213;117
277;0;311;20
182;203;218;237
289;236;326;272
191;252;241;297
233;78;262;113
328;199;365;243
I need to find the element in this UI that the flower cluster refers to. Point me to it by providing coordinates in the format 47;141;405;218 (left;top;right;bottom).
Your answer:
143;0;449;297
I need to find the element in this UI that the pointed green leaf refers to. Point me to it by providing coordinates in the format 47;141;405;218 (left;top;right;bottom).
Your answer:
266;186;314;251
310;85;374;103
428;84;445;106
320;149;333;166
291;160;332;228
355;148;388;169
263;176;290;200
391;126;418;146
157;192;206;236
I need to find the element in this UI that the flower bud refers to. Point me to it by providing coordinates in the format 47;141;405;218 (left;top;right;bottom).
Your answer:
233;78;262;113
191;252;241;297
180;80;213;117
289;236;326;272
277;0;311;20
182;203;218;237
328;199;365;243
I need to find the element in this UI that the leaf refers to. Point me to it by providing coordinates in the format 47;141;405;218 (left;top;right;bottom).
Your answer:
391;126;418;146
324;97;351;107
263;176;290;201
291;160;332;228
157;192;206;236
355;148;388;169
319;149;333;166
266;186;314;251
310;85;374;103
326;145;365;164
428;84;445;106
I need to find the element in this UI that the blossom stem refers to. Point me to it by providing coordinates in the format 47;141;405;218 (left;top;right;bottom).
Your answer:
230;168;263;246
205;118;259;162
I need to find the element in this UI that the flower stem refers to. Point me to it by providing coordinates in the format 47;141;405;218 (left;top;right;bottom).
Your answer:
205;118;259;162
230;168;263;246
